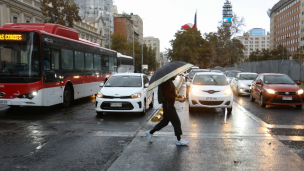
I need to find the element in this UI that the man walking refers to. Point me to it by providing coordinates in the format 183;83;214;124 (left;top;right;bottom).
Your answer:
146;76;189;145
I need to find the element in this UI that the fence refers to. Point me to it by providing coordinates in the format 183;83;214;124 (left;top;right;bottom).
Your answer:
211;60;304;82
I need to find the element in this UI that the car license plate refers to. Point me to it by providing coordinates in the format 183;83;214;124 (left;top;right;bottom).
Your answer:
111;103;122;107
206;97;217;101
282;97;292;100
0;100;7;104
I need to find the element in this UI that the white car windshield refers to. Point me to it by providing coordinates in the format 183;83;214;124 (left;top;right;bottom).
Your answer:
193;75;228;85
239;74;257;80
105;76;142;87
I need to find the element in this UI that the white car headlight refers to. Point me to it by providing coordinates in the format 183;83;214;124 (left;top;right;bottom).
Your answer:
131;93;141;98
97;92;104;98
191;87;199;95
265;88;276;94
240;83;246;88
297;89;304;95
224;88;232;95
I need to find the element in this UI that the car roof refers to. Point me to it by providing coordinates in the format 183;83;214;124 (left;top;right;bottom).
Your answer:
259;73;287;76
239;72;257;74
226;70;241;72
112;73;144;76
191;69;210;72
196;72;224;75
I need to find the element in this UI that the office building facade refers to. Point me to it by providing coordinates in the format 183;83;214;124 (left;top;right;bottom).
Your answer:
75;0;114;48
269;0;301;58
144;37;160;64
114;16;134;44
236;32;270;58
249;28;266;36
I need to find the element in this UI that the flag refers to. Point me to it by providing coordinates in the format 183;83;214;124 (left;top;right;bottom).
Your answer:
181;11;197;30
192;11;197;29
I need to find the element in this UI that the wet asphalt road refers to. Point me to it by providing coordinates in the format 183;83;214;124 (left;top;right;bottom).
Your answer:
0;93;161;170
233;93;304;158
1;77;304;170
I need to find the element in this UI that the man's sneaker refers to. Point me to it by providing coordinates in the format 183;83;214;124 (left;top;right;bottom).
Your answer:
145;131;153;143
176;139;189;146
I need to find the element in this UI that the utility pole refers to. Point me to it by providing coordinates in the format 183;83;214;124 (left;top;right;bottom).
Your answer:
133;24;135;70
141;42;143;73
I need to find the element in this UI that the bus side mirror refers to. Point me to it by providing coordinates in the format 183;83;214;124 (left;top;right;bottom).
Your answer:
144;83;149;88
256;81;262;84
99;83;104;87
297;82;301;85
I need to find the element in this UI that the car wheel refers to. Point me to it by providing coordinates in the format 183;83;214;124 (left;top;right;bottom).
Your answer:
140;99;146;115
149;94;154;108
62;85;72;108
260;94;266;108
296;105;302;109
250;92;255;102
227;108;232;113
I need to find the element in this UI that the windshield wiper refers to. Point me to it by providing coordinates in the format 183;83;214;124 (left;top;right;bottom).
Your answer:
10;72;29;83
210;76;218;85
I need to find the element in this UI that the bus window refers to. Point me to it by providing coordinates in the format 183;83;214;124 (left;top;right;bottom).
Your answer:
102;56;109;72
94;54;101;70
51;50;59;70
109;57;114;73
75;51;84;70
85;53;93;69
61;49;73;70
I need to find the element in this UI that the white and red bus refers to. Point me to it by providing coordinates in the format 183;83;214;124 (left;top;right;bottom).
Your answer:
0;23;117;107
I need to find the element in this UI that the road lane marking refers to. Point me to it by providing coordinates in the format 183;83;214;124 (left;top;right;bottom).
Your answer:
234;103;304;129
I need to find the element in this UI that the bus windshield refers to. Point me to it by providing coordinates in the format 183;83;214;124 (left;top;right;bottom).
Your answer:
0;32;41;83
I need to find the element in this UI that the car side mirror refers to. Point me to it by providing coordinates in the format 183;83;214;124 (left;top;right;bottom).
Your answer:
256;81;262;84
297;82;301;85
99;82;104;87
144;83;149;88
186;82;190;86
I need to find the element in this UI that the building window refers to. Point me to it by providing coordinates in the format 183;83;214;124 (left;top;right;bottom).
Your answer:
13;17;18;23
26;20;30;23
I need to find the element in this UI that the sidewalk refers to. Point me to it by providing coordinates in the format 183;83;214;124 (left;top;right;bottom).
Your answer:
108;82;304;171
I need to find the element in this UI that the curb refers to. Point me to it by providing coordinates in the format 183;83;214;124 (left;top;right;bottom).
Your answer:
151;76;185;122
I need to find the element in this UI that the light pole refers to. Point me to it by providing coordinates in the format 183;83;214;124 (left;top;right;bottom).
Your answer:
133;24;135;71
141;41;143;73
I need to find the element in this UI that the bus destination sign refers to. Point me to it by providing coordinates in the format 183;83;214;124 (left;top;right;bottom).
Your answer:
0;34;24;41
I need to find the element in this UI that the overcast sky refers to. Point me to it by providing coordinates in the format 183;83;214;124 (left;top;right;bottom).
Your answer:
114;0;279;52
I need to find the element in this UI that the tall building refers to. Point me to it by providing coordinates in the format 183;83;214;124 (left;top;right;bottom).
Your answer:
269;0;300;58
75;0;114;48
144;37;160;64
160;51;168;65
236;31;270;58
223;0;233;26
115;13;143;44
249;28;266;36
114;16;134;44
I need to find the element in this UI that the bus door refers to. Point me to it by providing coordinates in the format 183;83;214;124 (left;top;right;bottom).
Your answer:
44;49;62;106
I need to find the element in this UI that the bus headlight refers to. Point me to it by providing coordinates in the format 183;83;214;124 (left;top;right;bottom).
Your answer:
18;91;38;99
224;88;232;95
191;88;199;95
297;89;304;95
97;92;104;98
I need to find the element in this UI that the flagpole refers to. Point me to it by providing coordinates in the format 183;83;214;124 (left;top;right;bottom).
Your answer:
196;9;197;29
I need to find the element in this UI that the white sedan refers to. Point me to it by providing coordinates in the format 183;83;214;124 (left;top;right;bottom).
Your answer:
187;72;233;113
231;73;257;96
95;73;154;115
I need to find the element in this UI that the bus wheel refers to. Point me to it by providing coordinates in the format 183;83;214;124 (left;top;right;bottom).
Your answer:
63;85;72;108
